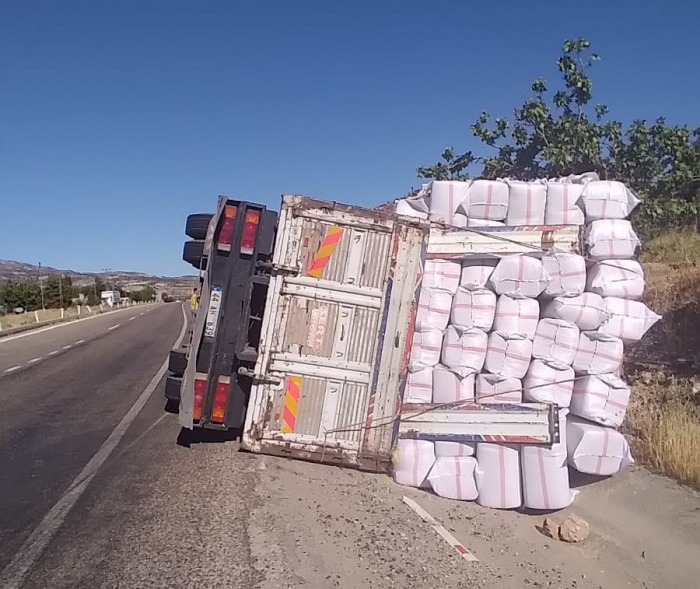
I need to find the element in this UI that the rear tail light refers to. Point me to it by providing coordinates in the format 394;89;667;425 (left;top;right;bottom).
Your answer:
217;205;238;251
211;376;230;423
240;209;260;255
193;376;207;421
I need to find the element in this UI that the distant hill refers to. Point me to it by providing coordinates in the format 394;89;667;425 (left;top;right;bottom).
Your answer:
0;259;197;298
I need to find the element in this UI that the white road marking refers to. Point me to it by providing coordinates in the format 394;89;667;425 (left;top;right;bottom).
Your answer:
0;304;188;589
3;366;21;373
129;317;135;321
62;345;72;350
48;351;59;356
28;357;42;364
107;324;120;331
75;340;85;345
402;496;479;562
139;313;145;316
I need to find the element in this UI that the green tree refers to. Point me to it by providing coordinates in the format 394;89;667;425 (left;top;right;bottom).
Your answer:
0;281;42;311
129;285;156;302
43;275;73;308
417;38;700;236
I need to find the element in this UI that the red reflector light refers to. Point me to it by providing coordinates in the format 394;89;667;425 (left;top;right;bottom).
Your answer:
211;378;230;423
193;377;206;422
217;205;238;250
241;209;260;255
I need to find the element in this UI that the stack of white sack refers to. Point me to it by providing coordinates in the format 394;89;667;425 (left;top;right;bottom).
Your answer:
476;373;522;403
597;297;661;343
432;365;475;404
428;456;479;500
532;318;580;366
542;292;609;331
409;330;443;372
476;444;522;509
442;325;488;376
544;179;586;225
460;179;510;221
586;259;644;299
541;252;587;297
505;180;547;225
451;287;496;331
484;332;532;379
566;416;634;475
579;180;641;222
404;368;433;404
489;255;551;298
584;219;641;260
493;294;540;339
523;359;575;407
435;441;476;458
460;258;498;289
570;374;631;427
422;260;462;294
521;409;577;510
422;180;470;227
415;288;453;332
393;439;436;488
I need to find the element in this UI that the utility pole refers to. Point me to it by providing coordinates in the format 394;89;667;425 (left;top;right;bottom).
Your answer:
38;262;45;310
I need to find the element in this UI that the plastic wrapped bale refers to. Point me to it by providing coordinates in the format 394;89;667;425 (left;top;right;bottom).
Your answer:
570;374;631;427
544;181;585;225
584;220;641;260
441;326;488;377
542;293;609;331
432;364;475;404
467;218;505;228
476;373;523;403
523;359;575;407
451;287;496;331
395;198;429;220
580;180;641;221
489;255;551;298
415;288;453;332
476;444;522;509
586;259;645;300
505;180;547;225
598;297;662;343
460;258;498;289
434;441;476;458
541;251;587;297
521;409;576;510
404;367;433;404
409;330;443;371
572;332;624;375
428;456;479;501
422;260;462;294
462;179;509;220
493;293;540;339
427;181;470;227
484;332;533;379
532;318;580;366
566;417;634;475
393;439;436;488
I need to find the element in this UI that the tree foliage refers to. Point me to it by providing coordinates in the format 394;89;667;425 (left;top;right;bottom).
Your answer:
417;38;700;236
0;281;42;312
129;285;156;302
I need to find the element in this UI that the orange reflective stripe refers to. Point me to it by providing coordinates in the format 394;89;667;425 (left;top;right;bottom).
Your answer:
307;225;343;278
280;375;302;433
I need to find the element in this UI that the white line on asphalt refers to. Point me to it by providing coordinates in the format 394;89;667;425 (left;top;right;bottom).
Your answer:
3;366;21;373
129;317;135;321
75;340;85;345
62;345;72;350
28;357;42;364
0;305;188;589
48;351;59;356
107;324;120;331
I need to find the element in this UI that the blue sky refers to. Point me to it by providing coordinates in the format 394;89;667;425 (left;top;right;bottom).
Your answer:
1;0;697;276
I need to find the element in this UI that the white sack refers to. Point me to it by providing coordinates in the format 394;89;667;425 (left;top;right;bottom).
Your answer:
460;258;498;289
476;373;523;404
432;364;475;404
541;251;586;297
570;374;631;427
451;287;496;331
572;331;624;375
428;181;470;227
521;409;576;510
434;441;476;458
489;255;550;298
422;260;462;294
428;456;479;501
393;439;436;488
544;182;585;225
493;293;540;339
395;199;429;220
532;318;580;366
580;180;641;221
584;219;641;260
415;288;453;332
506;180;547;225
404;368;433;404
409;330;443;371
586;259;645;300
542;293;609;331
485;332;532;379
567;416;634;476
467;218;505;228
441;326;488;377
462;179;509;220
523;359;575;407
598;297;661;343
476;444;522;509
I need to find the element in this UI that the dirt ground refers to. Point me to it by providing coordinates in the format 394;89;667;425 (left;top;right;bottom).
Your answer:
250;456;700;589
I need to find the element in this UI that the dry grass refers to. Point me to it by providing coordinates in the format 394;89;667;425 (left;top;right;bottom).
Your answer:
0;306;83;331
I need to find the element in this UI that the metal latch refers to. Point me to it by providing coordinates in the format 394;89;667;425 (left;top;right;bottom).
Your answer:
256;262;299;276
237;366;283;385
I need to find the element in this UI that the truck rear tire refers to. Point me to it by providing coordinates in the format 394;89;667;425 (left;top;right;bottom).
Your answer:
169;347;188;376
186;213;213;240
183;240;207;270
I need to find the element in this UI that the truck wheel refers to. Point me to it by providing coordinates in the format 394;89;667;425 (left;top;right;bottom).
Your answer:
183;240;207;270
186;214;213;240
169;347;188;376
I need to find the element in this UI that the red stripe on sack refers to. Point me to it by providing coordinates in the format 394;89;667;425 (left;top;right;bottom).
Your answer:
455;457;463;499
537;447;550;509
498;445;507;508
596;428;610;474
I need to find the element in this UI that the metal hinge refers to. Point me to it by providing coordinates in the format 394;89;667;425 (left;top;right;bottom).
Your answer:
237;366;282;385
256;262;299;276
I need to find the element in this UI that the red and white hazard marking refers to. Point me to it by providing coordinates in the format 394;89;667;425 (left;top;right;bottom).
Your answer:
402;496;479;562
